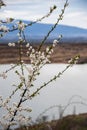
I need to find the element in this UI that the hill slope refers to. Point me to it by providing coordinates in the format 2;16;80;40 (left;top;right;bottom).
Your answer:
0;20;87;44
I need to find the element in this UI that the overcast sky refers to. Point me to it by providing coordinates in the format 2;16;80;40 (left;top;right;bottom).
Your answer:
0;0;87;29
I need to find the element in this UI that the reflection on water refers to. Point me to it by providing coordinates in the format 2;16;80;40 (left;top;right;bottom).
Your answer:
0;64;87;121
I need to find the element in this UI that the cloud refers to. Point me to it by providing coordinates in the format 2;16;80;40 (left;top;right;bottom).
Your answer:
0;0;63;21
65;12;85;18
0;10;29;19
3;0;62;6
0;9;50;21
60;11;87;29
4;0;41;5
1;0;87;29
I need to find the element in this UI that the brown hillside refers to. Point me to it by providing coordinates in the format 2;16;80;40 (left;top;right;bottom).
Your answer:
0;43;87;64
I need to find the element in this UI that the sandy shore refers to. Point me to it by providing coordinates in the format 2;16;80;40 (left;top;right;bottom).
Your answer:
0;43;87;64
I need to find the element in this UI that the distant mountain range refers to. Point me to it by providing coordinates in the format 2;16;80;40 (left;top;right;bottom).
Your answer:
0;20;87;44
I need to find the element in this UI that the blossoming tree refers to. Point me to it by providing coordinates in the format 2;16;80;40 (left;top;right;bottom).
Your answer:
0;0;80;130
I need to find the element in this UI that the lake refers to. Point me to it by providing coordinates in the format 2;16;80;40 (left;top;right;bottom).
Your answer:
0;64;87;122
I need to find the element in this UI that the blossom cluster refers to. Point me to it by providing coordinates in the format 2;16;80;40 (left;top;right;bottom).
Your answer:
68;55;80;64
0;20;60;129
0;25;9;32
0;72;7;79
17;21;27;31
0;96;32;129
0;0;5;8
8;43;15;47
0;18;14;38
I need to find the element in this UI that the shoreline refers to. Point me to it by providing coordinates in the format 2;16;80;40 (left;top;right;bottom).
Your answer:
0;43;87;64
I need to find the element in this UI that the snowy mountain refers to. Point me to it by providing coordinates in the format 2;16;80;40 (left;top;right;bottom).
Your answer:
0;20;87;44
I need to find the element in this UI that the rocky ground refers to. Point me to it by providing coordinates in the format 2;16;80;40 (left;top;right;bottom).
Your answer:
16;113;87;130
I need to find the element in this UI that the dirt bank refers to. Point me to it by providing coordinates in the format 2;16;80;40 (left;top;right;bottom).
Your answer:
0;43;87;64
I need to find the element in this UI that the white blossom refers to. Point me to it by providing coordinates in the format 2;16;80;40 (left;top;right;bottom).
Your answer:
59;34;62;38
8;43;12;47
12;43;15;47
6;18;14;23
53;39;59;47
17;21;27;30
0;25;9;32
46;47;50;53
0;72;7;79
8;42;15;47
26;43;30;47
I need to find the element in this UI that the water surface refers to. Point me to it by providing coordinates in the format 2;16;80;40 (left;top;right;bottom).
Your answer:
0;64;87;121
